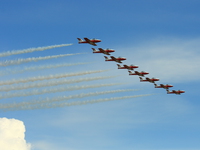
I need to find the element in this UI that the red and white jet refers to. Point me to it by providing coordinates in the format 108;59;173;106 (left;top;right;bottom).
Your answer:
77;38;101;46
129;71;149;76
117;64;138;70
104;56;126;63
154;83;173;89
92;48;115;55
167;90;185;95
139;77;159;83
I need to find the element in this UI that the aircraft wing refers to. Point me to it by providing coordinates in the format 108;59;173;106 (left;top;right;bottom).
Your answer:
99;48;110;55
111;56;122;63
84;38;97;46
91;43;97;46
145;77;150;81
98;48;105;53
110;56;117;61
123;65;129;69
134;71;139;74
173;90;178;93
99;48;109;54
160;84;164;87
116;60;122;63
84;37;90;42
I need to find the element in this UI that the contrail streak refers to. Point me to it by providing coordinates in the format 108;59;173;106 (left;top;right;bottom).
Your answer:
0;76;116;91
0;53;83;66
0;62;91;76
0;83;122;99
1;89;139;109
0;43;72;57
0;69;109;86
49;94;153;108
0;94;153;111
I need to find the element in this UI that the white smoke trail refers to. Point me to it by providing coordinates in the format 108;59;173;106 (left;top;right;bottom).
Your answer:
0;43;72;57
1;89;139;109
0;62;91;76
0;94;153;111
0;76;115;92
0;53;83;66
0;69;109;86
53;94;153;107
0;83;122;99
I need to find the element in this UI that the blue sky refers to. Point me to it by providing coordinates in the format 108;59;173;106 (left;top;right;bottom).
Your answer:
0;0;200;150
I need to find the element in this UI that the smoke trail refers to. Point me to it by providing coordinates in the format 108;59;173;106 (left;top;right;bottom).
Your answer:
0;62;91;76
0;53;83;66
0;94;153;111
0;43;72;57
0;76;116;92
50;94;153;108
0;69;109;86
1;89;140;109
0;83;122;99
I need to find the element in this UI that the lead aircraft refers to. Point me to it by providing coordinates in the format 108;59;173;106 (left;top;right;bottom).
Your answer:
129;71;149;76
154;84;173;89
104;56;126;63
166;90;185;95
117;64;138;70
77;38;101;46
92;48;115;55
139;77;159;83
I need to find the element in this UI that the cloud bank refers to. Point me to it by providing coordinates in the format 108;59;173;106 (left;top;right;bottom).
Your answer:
0;118;31;150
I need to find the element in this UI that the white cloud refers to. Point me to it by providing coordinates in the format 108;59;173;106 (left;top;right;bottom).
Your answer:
0;118;31;150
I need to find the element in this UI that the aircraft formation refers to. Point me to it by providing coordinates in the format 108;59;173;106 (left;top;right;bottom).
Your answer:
77;37;185;95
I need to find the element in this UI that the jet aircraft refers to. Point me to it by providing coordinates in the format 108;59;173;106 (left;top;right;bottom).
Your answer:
166;90;185;95
117;64;138;70
129;71;149;76
154;84;173;89
104;56;126;63
77;38;101;46
92;48;115;55
139;77;159;83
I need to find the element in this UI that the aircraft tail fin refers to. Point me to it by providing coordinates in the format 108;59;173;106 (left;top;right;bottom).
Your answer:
117;64;121;69
92;48;97;52
77;38;83;42
104;56;109;60
154;83;157;87
128;71;132;74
